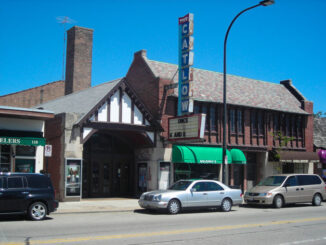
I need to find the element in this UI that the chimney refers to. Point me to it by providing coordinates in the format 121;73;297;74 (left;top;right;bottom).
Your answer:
65;26;93;95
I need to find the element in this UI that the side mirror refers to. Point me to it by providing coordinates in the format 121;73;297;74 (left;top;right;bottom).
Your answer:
190;188;196;192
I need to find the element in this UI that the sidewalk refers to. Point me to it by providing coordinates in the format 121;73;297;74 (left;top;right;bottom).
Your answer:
56;198;140;214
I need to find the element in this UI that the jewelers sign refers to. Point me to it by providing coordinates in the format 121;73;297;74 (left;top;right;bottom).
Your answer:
178;13;194;116
168;114;206;142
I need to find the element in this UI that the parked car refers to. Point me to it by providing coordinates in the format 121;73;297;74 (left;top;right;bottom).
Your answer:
0;172;59;220
138;179;242;214
244;174;326;208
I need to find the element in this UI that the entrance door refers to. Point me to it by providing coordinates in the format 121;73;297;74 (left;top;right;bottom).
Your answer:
89;157;112;197
112;157;130;197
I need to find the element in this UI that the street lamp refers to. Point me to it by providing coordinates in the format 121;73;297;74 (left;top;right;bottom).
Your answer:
221;0;275;184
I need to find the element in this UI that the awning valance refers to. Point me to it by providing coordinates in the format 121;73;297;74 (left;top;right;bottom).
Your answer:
172;145;246;164
230;149;247;164
0;136;45;146
279;151;319;163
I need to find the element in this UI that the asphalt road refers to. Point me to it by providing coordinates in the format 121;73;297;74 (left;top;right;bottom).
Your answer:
0;204;326;245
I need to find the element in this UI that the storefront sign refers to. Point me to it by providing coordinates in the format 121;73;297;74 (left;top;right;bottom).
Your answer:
178;13;194;116
168;114;205;142
65;159;82;197
0;136;45;146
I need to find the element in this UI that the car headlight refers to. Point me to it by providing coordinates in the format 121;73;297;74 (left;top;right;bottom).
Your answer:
259;192;272;197
153;194;162;202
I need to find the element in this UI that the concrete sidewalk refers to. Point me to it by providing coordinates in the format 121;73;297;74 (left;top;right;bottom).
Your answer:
56;198;140;214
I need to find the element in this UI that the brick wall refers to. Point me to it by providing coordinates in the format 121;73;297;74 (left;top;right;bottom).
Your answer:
44;113;65;200
0;81;64;108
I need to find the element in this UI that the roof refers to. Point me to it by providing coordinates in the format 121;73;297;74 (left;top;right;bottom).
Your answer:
314;117;326;148
34;79;121;117
145;59;308;114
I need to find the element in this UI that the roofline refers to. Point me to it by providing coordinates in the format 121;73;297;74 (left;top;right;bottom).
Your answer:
0;106;54;119
0;80;64;98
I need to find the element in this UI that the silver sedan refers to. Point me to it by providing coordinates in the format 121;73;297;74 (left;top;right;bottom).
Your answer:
138;179;242;214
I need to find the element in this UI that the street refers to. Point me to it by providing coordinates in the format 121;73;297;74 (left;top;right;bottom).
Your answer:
0;204;326;245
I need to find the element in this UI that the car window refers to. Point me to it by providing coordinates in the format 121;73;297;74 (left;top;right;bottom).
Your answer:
284;176;298;187
206;182;224;191
169;180;192;190
298;175;322;185
192;182;206;192
27;175;52;188
258;176;286;186
7;177;24;189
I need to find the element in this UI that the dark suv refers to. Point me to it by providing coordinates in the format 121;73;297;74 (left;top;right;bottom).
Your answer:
0;172;58;220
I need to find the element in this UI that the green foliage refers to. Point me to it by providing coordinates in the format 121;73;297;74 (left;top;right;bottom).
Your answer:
314;111;326;118
270;131;295;161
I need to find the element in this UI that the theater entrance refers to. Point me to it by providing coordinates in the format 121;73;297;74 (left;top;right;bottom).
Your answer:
82;133;134;198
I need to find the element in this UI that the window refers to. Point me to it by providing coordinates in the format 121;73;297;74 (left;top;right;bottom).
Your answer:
0;177;3;189
192;182;206;192
201;104;208;130
230;109;236;133
0;145;11;172
8;177;24;189
27;175;51;189
251;111;257;135
284;176;298;187
298;175;322;185
206;182;224;191
257;111;264;135
210;106;217;131
274;114;279;132
285;115;290;136
16;146;35;157
194;103;200;114
237;110;243;134
297;116;302;138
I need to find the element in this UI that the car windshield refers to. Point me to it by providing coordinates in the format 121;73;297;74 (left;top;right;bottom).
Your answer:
168;180;192;190
257;176;286;186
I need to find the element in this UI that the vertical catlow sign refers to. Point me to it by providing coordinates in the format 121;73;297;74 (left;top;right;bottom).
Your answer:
178;13;194;116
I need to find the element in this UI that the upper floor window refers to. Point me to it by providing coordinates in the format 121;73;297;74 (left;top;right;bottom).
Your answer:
273;114;279;132
257;111;264;135
296;116;303;138
230;108;243;134
210;106;217;131
251;111;257;135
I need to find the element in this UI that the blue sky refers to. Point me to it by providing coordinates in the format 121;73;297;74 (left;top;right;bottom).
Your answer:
1;0;325;113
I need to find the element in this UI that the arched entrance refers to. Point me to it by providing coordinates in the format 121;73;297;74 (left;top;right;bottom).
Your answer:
82;132;134;198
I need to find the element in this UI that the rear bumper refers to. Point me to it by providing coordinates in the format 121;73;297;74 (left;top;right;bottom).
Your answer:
48;200;59;213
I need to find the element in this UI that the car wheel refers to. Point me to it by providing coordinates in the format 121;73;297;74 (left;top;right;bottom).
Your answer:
28;202;47;221
312;194;322;206
221;198;232;212
167;199;181;214
273;195;283;209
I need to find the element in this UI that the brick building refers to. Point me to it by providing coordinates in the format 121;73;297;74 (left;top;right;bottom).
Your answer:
0;26;318;201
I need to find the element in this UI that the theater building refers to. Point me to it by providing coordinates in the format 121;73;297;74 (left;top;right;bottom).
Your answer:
0;26;317;201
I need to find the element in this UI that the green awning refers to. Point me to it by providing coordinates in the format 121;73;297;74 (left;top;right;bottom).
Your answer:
172;145;233;164
230;149;247;164
0;136;45;146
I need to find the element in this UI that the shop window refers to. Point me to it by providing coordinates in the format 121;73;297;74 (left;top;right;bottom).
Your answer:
0;145;11;172
16;146;35;157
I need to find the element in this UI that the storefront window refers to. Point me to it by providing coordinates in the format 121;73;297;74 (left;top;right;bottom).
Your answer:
16;145;36;156
174;163;219;181
0;145;11;172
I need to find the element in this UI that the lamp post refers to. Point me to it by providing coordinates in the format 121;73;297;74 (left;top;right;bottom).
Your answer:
221;0;274;184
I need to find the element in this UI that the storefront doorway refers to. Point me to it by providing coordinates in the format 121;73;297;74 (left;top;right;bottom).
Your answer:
82;133;134;198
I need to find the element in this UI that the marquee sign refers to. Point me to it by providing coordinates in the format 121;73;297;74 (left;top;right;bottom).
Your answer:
178;13;194;116
168;114;206;142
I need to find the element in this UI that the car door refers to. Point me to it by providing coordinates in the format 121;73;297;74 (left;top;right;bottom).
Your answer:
0;177;5;212
187;182;209;207
297;175;316;202
283;176;300;203
2;176;28;212
206;182;225;206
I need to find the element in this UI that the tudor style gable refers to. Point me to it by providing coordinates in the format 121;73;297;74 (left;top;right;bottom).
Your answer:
77;79;162;147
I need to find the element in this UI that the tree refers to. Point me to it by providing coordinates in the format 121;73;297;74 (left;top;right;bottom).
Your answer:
314;111;326;118
270;131;295;161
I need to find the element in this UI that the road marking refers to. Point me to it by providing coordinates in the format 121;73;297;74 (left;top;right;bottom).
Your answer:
2;216;326;245
279;237;326;245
